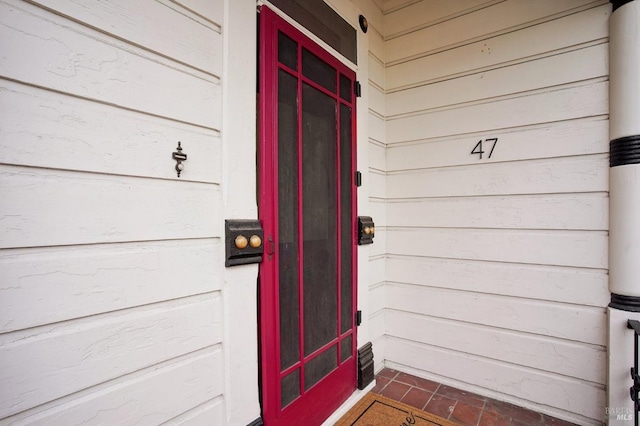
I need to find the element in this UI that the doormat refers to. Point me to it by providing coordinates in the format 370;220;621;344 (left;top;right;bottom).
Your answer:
334;393;458;426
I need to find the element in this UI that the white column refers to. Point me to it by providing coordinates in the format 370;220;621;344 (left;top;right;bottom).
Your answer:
608;1;640;424
610;0;640;297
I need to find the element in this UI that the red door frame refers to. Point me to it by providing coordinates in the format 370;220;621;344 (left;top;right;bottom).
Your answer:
258;6;358;425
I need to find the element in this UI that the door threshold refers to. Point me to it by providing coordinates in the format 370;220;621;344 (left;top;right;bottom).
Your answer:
320;381;376;426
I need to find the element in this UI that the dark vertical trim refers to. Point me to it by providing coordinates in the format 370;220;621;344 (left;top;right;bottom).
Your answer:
611;0;635;12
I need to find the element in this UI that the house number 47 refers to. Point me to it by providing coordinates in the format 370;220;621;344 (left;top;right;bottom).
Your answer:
471;138;498;160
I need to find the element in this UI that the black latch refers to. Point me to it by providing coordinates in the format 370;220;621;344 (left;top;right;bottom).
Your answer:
354;81;362;97
172;142;187;177
225;220;264;267
357;216;375;245
355;171;362;187
356;310;362;326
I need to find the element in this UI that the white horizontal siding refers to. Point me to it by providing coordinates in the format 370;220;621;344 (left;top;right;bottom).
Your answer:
0;81;221;182
387;155;609;198
385;0;605;64
368;169;386;199
369;200;386;228
0;0;220;129
388;228;607;269
387;256;608;308
0;0;229;422
386;310;605;383
387;118;609;170
369;84;385;117
385;338;605;423
165;396;226;426
0;240;221;332
3;349;224;425
386;4;610;90
27;0;222;75
173;0;222;23
387;80;608;143
368;53;385;90
0;294;222;418
387;43;609;115
369;282;386;314
380;0;610;423
387;193;608;230
385;281;606;346
0;166;221;248
369;111;386;143
384;0;502;39
368;140;386;171
369;256;386;285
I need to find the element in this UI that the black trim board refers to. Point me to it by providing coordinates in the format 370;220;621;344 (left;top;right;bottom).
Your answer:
611;0;635;11
610;293;640;312
610;135;640;167
247;418;263;426
268;0;357;63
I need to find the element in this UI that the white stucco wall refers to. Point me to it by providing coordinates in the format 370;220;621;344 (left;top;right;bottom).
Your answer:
0;0;260;423
378;0;610;424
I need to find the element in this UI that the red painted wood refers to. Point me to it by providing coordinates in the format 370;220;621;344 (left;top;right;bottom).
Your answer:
259;6;358;425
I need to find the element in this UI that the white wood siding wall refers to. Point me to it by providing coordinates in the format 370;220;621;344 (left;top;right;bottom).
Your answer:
0;0;238;423
351;0;387;373
380;0;610;424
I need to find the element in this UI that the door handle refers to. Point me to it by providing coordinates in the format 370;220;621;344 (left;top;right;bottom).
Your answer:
267;236;275;259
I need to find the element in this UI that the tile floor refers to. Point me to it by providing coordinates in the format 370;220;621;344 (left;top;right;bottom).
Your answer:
372;368;577;426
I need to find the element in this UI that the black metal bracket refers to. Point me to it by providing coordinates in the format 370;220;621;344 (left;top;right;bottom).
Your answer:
357;342;374;389
628;319;640;426
357;216;375;245
225;220;264;267
172;142;187;177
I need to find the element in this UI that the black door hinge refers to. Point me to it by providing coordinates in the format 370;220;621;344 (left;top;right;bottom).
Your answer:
356;310;362;326
354;81;362;97
355;171;362;187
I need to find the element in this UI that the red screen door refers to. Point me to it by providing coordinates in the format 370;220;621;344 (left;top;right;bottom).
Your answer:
258;6;358;425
